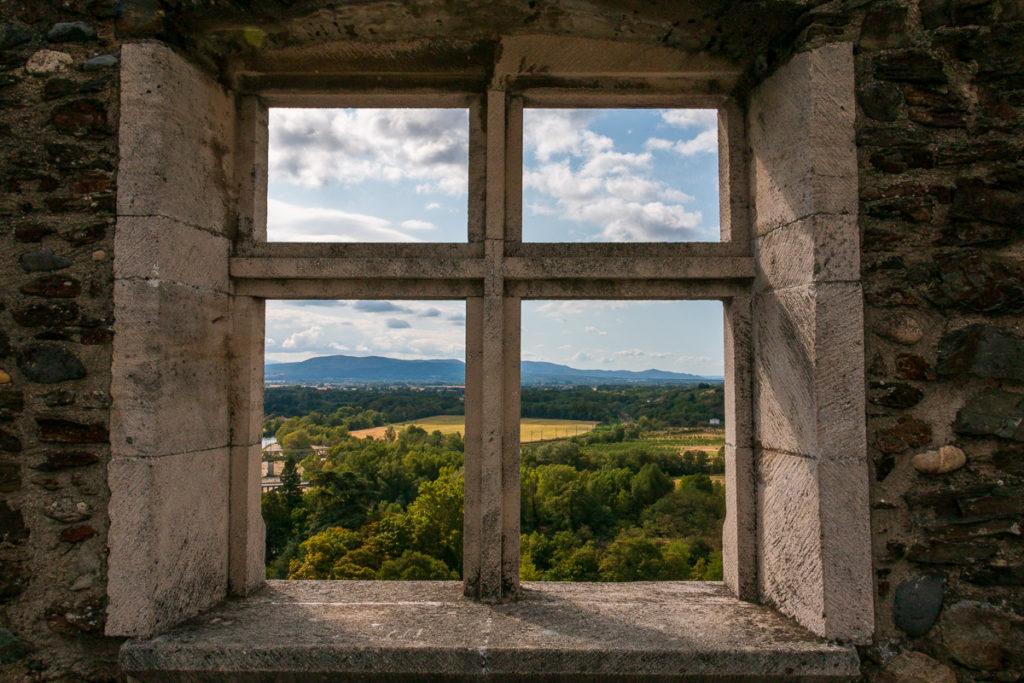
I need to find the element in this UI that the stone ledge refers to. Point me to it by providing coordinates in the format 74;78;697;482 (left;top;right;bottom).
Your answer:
120;581;858;681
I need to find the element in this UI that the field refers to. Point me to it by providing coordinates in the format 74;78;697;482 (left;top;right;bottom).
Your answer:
349;415;600;443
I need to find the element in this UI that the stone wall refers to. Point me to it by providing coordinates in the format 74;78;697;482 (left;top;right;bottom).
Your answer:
1;1;1022;681
846;2;1024;679
0;1;125;680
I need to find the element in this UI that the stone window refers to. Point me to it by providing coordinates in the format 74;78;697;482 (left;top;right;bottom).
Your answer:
107;36;873;659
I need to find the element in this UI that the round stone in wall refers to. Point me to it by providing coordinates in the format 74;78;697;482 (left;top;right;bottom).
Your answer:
16;343;86;384
912;445;966;474
893;573;945;637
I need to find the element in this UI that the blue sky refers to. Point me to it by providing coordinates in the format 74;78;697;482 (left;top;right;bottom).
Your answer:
265;108;723;376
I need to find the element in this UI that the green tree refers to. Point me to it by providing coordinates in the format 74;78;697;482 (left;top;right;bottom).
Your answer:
407;467;464;572
279;454;303;510
599;531;665;581
379;550;457;580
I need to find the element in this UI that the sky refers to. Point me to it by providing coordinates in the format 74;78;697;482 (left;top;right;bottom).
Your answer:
264;107;724;376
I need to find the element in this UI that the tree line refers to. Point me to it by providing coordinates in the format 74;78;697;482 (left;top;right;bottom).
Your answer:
263;413;725;583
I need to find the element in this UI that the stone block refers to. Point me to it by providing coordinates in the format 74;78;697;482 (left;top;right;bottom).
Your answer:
817;458;873;642
757;451;825;636
954;389;1024;441
228;444;265;596
118;43;236;235
748;43;856;235
754;283;866;461
107;449;230;637
757;452;873;642
111;279;231;458
723;445;755;600
723;293;753;450
114;216;230;291
936;324;1024;380
754;214;860;289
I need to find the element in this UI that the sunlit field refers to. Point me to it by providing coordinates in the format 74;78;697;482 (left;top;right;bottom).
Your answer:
349;415;599;443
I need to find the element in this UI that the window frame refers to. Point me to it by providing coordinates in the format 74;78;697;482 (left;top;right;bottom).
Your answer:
108;39;871;645
232;85;756;603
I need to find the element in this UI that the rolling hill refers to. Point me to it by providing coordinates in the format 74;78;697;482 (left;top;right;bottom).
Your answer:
264;354;718;386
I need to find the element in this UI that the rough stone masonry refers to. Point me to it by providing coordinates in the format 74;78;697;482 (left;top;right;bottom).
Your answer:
0;0;1023;681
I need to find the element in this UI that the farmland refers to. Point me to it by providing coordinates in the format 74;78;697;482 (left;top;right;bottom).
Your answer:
349;415;600;443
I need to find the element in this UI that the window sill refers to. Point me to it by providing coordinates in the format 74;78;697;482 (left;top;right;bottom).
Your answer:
120;580;859;681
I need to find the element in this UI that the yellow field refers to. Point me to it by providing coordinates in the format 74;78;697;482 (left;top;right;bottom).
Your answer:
349;415;599;443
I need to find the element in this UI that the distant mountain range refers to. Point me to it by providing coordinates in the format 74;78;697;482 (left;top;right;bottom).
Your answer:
265;354;719;386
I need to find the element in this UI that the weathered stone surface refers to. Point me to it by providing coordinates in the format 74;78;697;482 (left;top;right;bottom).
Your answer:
859;6;909;50
84;54;119;70
116;0;166;36
37;418;108;443
858;82;903;121
33;450;99;471
60;524;97;543
107;450;231;637
0;461;21;493
63;222;106;246
0;388;25;421
912;445;966;474
994;444;1024;475
0;22;34;49
25;50;73;75
43;498;91;523
875;416;931;455
0;330;9;357
119;581;861;681
118;43;236;235
878;651;956;683
869;382;924;409
874;51;947;83
895;353;928;380
937;324;1024;380
51;99;108;137
14;223;54;242
111;280;230;458
46;22;96;43
0;428;22;452
954;389;1024;441
0;626;29;663
907;541;998;565
869;145;935;173
17;343;86;383
0;501;28;544
940;601;1020;671
918;252;1024;314
19;248;71;272
19;274;82;298
957;488;1024;520
950;178;1024;226
964;564;1024;587
47;597;105;634
893;574;945;637
12;301;79;327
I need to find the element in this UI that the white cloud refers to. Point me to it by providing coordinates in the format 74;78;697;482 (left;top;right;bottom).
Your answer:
660;109;717;129
672;127;718;156
265;300;465;364
425;202;442;210
353;301;409;313
585;326;607;336
281;325;324;350
400;219;436;231
267;198;422;242
522;109;713;242
269;108;468;194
